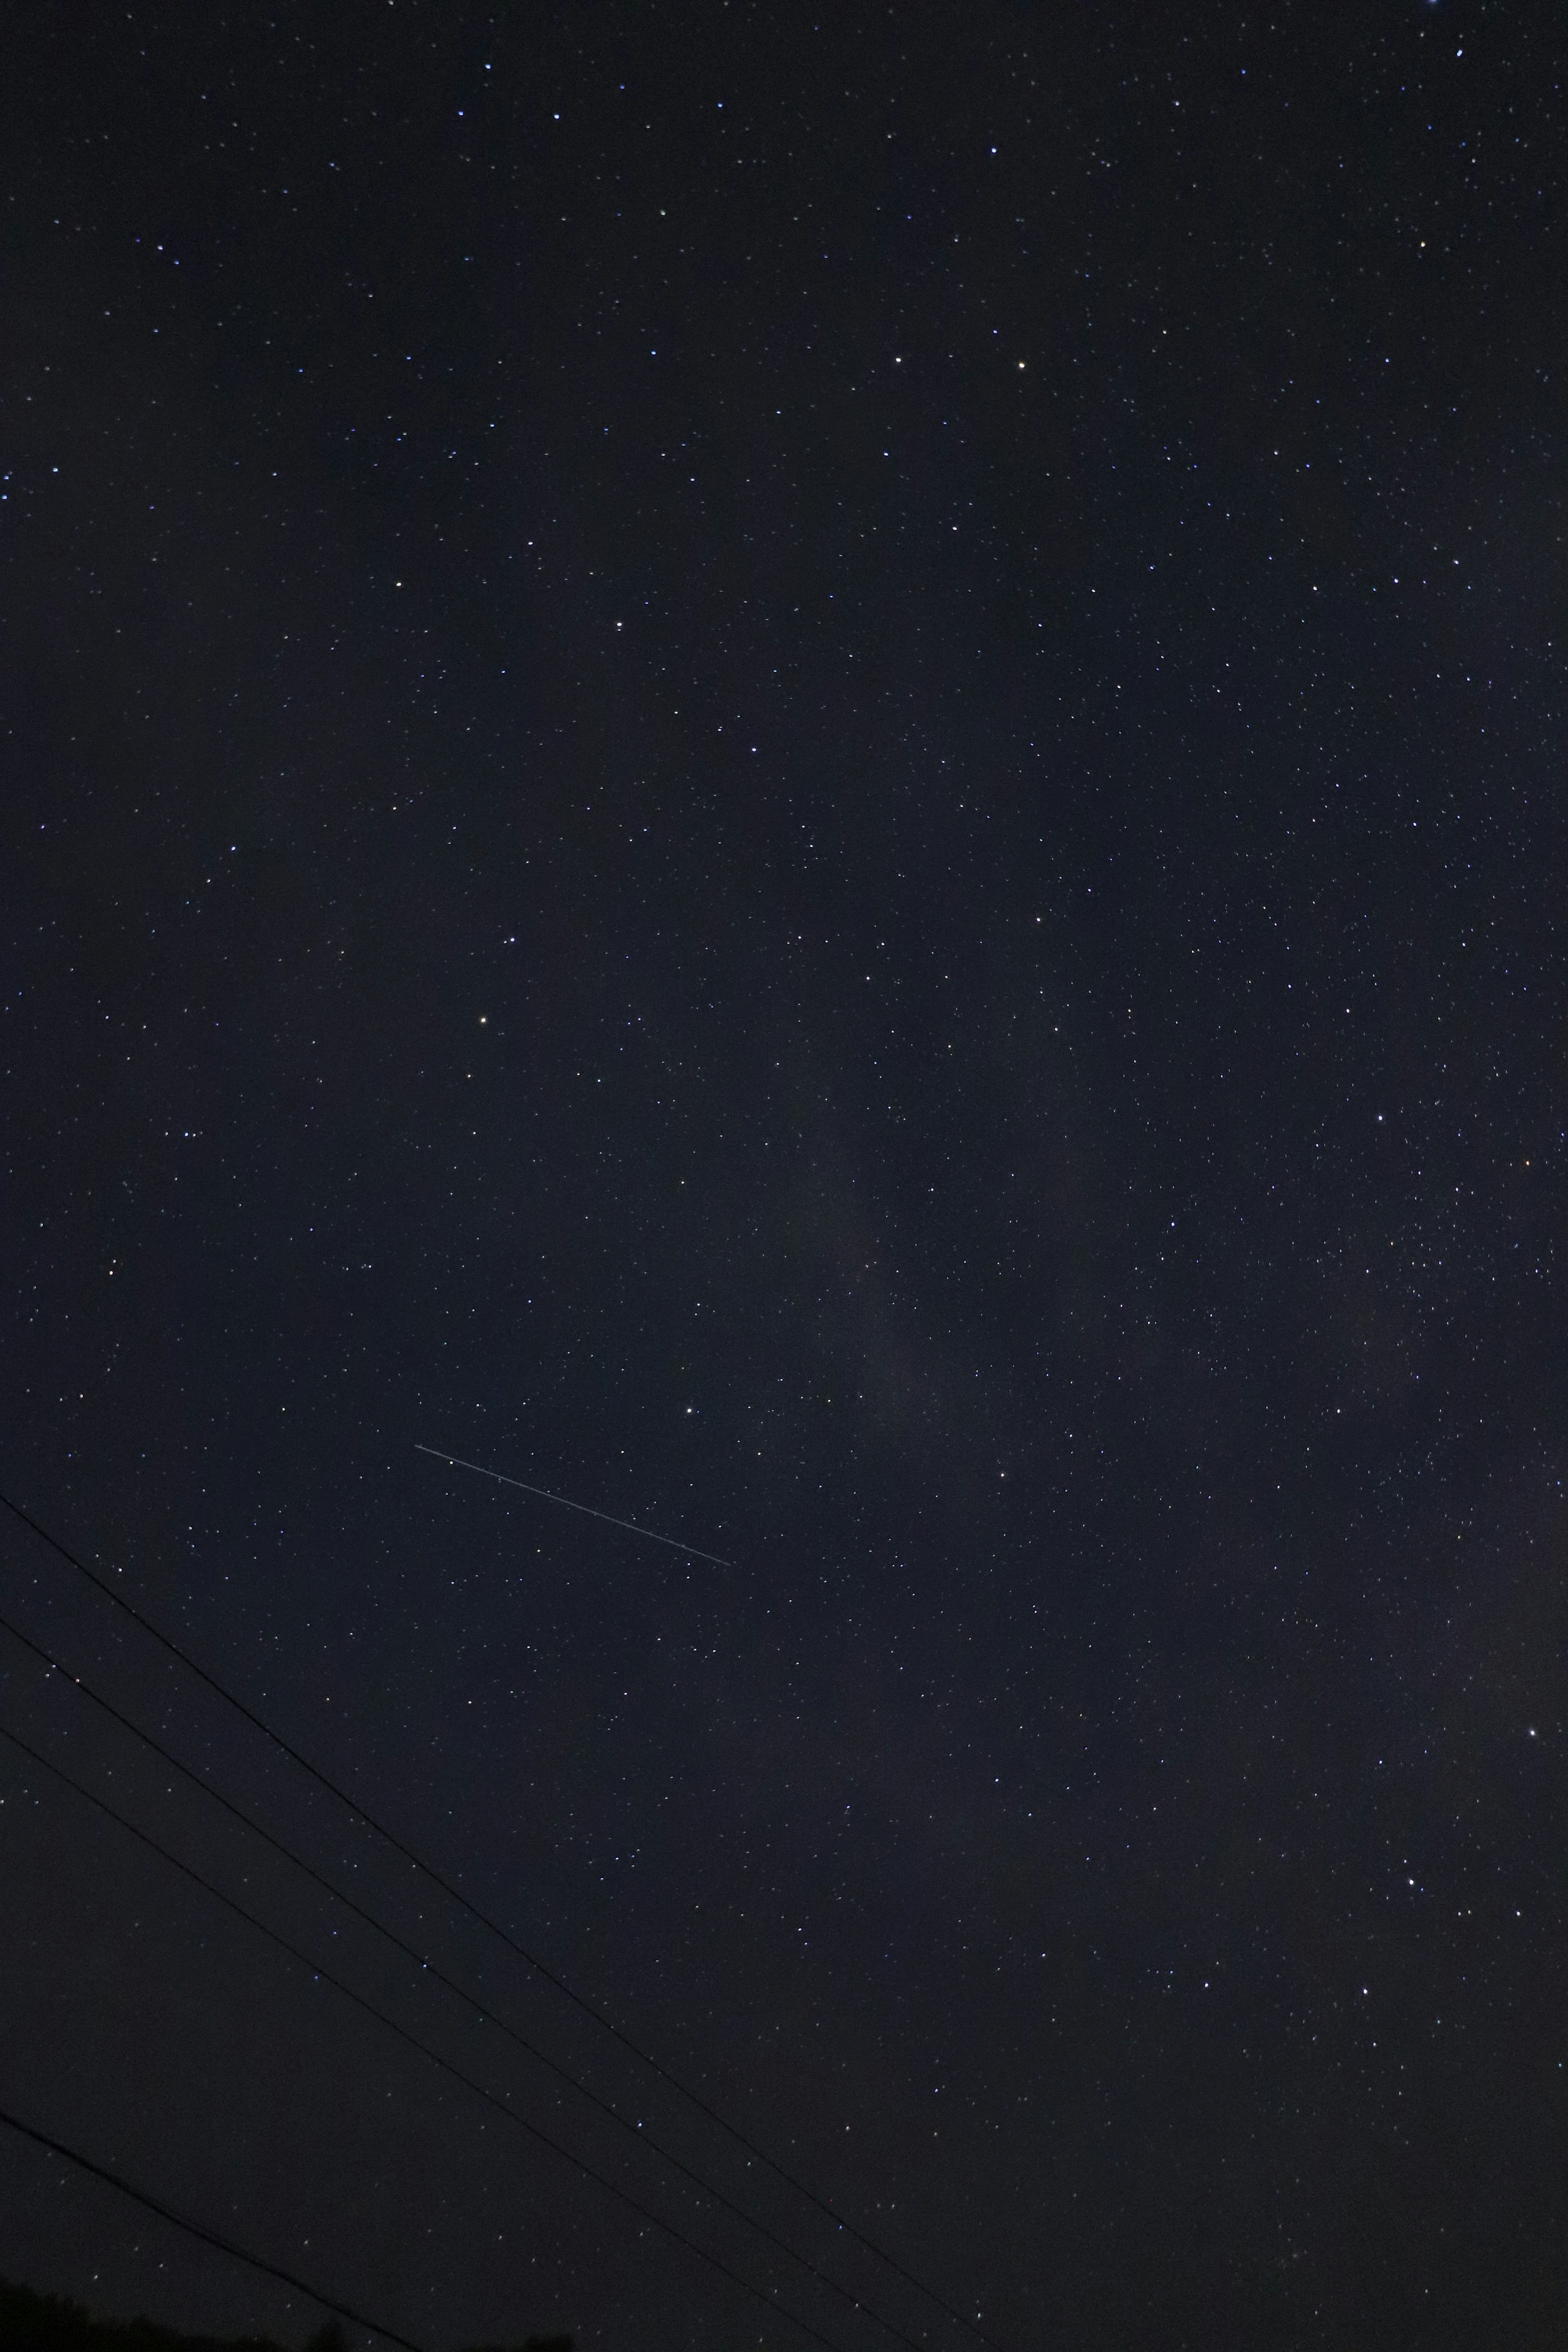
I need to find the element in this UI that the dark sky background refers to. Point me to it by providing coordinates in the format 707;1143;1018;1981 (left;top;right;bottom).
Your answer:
3;4;1566;2350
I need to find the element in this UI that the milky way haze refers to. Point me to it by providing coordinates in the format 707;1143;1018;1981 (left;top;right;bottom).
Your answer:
3;7;1565;2351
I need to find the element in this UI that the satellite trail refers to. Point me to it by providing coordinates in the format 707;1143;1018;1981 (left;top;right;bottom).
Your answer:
415;1444;736;1567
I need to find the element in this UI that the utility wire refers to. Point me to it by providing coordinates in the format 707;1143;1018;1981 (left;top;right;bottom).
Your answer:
0;1702;918;2352
0;1486;1003;2352
0;1717;859;2352
0;2102;428;2352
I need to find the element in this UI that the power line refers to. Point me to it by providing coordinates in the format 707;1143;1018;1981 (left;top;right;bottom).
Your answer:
0;1718;862;2352
0;2101;428;2352
0;1488;1001;2352
0;1617;859;2352
0;1703;918;2352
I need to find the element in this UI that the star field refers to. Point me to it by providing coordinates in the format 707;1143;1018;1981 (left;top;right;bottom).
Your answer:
2;6;1566;2352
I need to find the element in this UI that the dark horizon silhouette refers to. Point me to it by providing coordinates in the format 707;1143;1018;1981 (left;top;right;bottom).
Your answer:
0;2278;571;2352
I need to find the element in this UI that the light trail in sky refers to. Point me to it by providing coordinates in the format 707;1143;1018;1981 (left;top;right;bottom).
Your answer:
415;1443;736;1567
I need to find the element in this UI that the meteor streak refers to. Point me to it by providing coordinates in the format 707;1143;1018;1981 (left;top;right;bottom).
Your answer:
415;1443;736;1567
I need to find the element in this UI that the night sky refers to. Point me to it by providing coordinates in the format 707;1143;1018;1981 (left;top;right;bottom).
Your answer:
3;5;1566;2350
